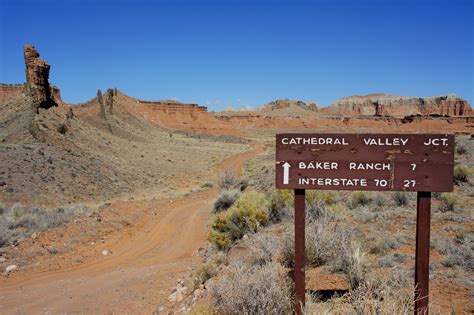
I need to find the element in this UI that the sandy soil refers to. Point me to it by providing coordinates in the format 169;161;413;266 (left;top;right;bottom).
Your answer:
0;145;262;314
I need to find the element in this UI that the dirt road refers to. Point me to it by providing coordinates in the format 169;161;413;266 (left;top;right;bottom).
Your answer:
0;145;262;314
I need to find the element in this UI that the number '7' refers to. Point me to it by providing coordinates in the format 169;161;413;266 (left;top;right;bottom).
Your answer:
411;163;417;171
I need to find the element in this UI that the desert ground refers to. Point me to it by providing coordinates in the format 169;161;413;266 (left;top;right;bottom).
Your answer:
0;46;473;314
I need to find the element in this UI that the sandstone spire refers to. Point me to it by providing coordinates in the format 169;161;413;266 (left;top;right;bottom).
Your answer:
23;44;56;109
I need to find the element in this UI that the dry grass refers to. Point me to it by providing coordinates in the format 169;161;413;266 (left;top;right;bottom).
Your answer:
0;203;91;246
218;168;238;190
210;262;292;315
305;270;413;315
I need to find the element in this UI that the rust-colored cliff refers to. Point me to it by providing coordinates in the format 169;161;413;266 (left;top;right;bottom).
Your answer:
322;94;472;117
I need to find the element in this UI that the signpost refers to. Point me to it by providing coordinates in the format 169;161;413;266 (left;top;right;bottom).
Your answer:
275;133;454;314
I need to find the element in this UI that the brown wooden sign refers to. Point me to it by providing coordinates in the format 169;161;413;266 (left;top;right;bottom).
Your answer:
277;133;455;314
276;133;454;192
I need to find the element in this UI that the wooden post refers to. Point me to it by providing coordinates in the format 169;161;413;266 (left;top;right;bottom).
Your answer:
294;189;305;315
415;191;431;314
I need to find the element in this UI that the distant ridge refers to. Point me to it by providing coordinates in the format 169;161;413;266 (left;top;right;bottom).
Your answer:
321;93;472;117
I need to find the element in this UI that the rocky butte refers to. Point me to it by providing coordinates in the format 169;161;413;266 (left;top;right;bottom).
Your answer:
323;93;472;118
23;44;57;109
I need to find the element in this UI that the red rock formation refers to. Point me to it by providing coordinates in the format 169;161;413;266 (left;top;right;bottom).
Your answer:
23;45;56;109
322;94;472;117
0;84;24;103
138;100;208;114
51;86;62;104
0;83;62;105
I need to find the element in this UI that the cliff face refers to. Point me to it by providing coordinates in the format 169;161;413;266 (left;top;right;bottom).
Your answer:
138;100;208;114
323;94;472;117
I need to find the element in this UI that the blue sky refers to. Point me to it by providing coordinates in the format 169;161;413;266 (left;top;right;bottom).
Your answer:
0;0;472;110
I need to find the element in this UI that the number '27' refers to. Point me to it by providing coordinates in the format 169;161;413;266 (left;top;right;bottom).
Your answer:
404;180;416;188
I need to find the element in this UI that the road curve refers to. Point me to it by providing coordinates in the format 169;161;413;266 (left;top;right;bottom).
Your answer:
0;145;263;314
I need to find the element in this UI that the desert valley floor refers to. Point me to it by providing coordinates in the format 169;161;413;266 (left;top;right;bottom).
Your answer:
0;46;473;314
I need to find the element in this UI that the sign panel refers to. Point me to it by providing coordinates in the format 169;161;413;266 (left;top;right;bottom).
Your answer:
275;133;454;192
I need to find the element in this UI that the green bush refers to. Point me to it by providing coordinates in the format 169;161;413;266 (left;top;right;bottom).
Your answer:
348;191;372;208
208;190;269;250
454;165;470;184
438;193;459;212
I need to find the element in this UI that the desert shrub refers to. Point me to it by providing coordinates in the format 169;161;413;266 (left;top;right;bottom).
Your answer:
432;192;441;199
213;190;240;213
348;191;371;208
438;192;459;212
208;190;269;250
378;252;407;267
247;234;281;266
432;234;473;271
369;234;408;256
47;247;59;255
385;234;408;250
346;270;413;314
305;268;413;314
392;191;409;207
374;193;386;207
329;203;349;218
307;191;337;206
238;178;249;192
192;261;218;289
305;199;332;223
333;242;367;289
456;144;467;155
454;165;470;184
0;204;91;246
281;220;366;288
268;189;293;223
218;168;237;190
200;181;214;188
211;262;292;315
353;206;377;223
188;305;212;315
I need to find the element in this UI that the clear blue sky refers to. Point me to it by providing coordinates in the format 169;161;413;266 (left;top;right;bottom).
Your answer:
0;0;472;110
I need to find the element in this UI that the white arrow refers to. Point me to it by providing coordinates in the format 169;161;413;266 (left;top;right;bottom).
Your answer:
282;162;291;185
